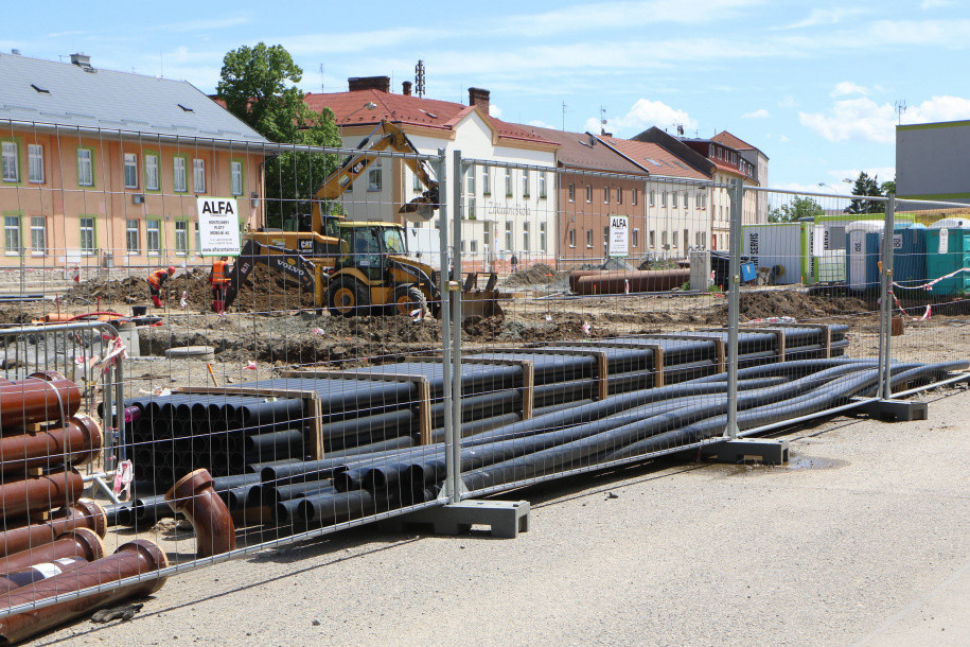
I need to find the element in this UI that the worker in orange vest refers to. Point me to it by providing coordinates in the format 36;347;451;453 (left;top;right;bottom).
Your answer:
147;266;176;308
209;256;232;313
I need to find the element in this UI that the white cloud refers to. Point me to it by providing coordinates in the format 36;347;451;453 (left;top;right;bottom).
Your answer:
831;81;868;97
778;95;798;109
607;99;697;136
584;117;604;134
528;119;557;129
779;135;790;143
830;167;896;183
921;0;952;8
489;104;503;118
780;7;867;29
801;95;970;144
742;108;770;119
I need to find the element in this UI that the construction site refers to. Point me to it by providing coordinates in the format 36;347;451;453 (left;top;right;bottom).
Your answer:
0;121;966;646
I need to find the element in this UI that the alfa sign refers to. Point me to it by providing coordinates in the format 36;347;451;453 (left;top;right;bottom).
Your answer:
609;216;629;257
197;198;241;257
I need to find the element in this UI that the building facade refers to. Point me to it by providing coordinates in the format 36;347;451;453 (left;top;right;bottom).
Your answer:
305;79;559;272
0;52;266;269
712;131;769;224
897;120;970;203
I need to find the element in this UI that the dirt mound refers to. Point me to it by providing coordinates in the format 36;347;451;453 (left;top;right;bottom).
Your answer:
506;263;568;287
65;268;212;309
229;264;317;313
705;291;872;323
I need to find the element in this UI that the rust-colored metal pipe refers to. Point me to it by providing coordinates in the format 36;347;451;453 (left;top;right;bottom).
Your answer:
0;416;102;473
573;269;691;295
0;557;87;596
0;528;104;576
165;469;235;558
0;500;106;558
0;372;81;430
0;469;85;520
0;540;168;644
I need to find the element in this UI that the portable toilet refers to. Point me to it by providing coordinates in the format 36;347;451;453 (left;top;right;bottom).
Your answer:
846;220;885;291
742;223;811;285
863;224;927;291
925;220;970;295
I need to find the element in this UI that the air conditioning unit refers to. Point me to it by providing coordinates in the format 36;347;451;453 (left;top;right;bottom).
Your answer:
132;194;145;205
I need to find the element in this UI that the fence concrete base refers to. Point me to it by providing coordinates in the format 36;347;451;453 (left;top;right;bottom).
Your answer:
385;500;530;539
701;438;790;465
857;399;929;422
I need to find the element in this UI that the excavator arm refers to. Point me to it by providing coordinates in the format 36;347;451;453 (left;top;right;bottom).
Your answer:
310;120;440;233
225;239;320;308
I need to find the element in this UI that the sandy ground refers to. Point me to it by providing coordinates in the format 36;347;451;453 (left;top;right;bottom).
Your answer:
31;385;970;646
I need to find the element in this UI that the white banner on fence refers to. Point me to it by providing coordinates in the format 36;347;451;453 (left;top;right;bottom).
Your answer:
609;216;629;258
197;198;241;257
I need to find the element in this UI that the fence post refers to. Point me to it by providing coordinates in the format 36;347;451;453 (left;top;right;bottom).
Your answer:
435;148;458;504
449;150;465;503
723;179;743;438
880;194;897;400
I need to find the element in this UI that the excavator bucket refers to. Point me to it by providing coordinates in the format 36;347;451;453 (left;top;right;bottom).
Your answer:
459;272;505;321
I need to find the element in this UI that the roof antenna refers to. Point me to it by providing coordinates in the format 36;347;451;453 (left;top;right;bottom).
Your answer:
894;100;907;125
562;101;567;131
319;63;325;92
600;106;608;135
415;60;426;98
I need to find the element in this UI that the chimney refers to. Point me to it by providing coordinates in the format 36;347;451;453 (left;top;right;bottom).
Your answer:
348;76;390;93
70;53;91;68
402;81;412;96
468;87;490;113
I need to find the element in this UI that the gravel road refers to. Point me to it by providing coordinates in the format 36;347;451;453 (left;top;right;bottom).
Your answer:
35;387;970;646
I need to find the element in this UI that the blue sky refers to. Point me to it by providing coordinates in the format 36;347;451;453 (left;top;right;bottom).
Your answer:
4;0;968;192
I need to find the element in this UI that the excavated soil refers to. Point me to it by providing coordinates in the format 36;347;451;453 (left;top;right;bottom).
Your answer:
505;263;570;287
708;291;875;323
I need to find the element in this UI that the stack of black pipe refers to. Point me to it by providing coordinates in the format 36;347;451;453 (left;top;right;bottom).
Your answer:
109;325;854;526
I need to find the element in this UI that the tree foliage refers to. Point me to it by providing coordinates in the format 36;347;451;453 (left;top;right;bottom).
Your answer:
769;196;825;223
217;42;342;227
845;172;885;214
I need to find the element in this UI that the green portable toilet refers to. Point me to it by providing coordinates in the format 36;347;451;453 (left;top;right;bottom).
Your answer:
925;222;970;296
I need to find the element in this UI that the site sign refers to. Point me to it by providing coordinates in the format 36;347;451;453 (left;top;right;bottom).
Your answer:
197;197;241;257
609;216;629;257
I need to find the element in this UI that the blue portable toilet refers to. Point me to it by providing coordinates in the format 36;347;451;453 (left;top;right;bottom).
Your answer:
846;221;885;291
864;224;927;291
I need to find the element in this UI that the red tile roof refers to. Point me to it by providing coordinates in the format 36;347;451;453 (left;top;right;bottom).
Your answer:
712;131;759;153
600;137;709;180
304;89;554;146
522;126;649;175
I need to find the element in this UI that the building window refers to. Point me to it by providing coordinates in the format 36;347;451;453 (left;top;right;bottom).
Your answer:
175;221;189;255
146;154;160;191
696;193;703;209
466;167;476;194
672;192;678;209
604;187;610;205
367;168;382;192
586;229;593;248
77;149;93;187
684;229;689;249
539;173;547;199
632;228;640;248
193;159;206;193
523;222;530;249
662;231;668;248
470;239;478;253
568;183;575;202
649;230;656;248
79;217;96;255
1;142;18;183
231;161;243;196
173;158;187;192
4;216;21;256
521;171;530;198
505;221;513;251
617;188;623;205
569;228;576;247
649;190;655;207
147;220;161;256
603;226;609;250
482;166;491;195
30;217;46;256
682;192;688;209
412;169;422;192
466;196;477;220
540;222;547;252
505;169;513;197
28;145;44;184
632;189;638;206
124;153;138;189
585;185;592;203
673;230;679;248
126;219;140;254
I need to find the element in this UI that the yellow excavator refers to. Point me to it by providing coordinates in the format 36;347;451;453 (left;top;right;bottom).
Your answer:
225;120;503;319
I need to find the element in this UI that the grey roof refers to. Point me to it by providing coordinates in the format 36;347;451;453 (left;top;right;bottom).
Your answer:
0;52;267;144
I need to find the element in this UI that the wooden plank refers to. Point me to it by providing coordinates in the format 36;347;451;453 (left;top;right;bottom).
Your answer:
640;333;727;374
738;327;787;362
557;339;667;388
762;323;833;359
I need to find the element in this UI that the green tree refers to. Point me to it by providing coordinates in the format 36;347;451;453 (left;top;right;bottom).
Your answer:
769;196;825;223
881;179;896;196
845;171;885;214
217;42;342;227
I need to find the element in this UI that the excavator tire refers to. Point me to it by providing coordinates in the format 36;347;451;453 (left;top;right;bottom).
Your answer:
391;285;428;318
327;278;370;317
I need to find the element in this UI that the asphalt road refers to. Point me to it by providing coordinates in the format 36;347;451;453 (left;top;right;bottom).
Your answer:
37;387;970;646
